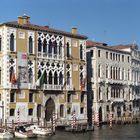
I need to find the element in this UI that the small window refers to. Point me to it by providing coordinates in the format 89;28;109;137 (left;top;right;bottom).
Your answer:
113;53;115;60
80;94;84;103
10;33;14;52
10;109;15;116
60;104;64;117
67;107;71;114
123;105;126;111
28;108;33;116
80;107;84;114
106;105;109;112
10;92;15;102
29;36;33;54
106;52;108;59
111;104;114;112
110;53;112;59
129;105;132;111
67;94;71;103
90;50;93;57
29;93;33;102
98;50;100;57
122;55;124;62
128;56;130;63
118;54;120;61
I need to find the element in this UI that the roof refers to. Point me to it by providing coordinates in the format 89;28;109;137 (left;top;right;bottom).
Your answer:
0;21;87;40
86;40;131;54
110;44;138;50
86;40;108;47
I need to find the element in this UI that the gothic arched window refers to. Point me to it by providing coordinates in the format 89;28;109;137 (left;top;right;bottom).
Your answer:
53;41;57;55
49;71;52;84
48;40;52;54
29;36;33;54
80;44;83;60
59;72;63;85
28;68;33;83
10;33;14;51
38;38;42;52
43;39;47;53
66;42;70;58
38;70;41;79
54;71;58;85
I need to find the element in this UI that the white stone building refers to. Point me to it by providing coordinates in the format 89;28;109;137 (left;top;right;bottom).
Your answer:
87;41;140;123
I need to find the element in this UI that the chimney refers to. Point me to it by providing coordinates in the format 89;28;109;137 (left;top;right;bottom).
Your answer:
18;15;30;25
72;27;78;34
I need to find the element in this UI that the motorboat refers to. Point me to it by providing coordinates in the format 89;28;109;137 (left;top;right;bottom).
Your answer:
26;124;52;136
0;129;14;139
14;125;36;138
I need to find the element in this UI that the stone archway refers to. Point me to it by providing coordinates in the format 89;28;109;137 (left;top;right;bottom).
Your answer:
45;98;55;121
99;107;102;123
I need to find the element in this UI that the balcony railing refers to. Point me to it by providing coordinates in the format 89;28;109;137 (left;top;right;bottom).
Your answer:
28;83;36;90
9;83;18;89
37;52;63;60
111;98;124;103
42;84;63;91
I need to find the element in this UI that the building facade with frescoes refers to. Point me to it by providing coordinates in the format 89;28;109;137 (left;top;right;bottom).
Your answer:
0;15;87;125
86;40;140;123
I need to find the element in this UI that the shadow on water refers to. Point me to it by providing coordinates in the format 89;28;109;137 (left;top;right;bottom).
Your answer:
14;124;140;140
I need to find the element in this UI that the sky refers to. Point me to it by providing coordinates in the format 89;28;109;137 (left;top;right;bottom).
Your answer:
0;0;140;47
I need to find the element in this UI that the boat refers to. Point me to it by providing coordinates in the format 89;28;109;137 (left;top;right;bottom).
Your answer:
25;124;52;136
0;129;14;139
14;126;37;138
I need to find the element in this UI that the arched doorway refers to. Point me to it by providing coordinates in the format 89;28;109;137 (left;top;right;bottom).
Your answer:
99;107;102;123
45;98;55;121
117;106;121;117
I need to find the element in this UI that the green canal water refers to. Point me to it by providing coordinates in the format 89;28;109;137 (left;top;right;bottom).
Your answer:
14;124;140;140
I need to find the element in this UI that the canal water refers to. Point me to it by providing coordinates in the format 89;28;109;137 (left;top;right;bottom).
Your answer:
14;124;140;140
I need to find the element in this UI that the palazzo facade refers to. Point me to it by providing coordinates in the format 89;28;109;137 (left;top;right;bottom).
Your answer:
0;15;87;125
87;41;140;123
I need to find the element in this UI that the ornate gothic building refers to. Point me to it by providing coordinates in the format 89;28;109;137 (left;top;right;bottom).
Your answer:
0;15;87;125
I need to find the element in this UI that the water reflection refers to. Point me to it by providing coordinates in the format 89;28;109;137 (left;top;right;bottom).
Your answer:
14;124;140;140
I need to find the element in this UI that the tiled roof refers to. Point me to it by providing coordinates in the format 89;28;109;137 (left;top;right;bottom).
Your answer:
86;40;108;47
0;21;87;39
110;44;138;50
86;40;131;54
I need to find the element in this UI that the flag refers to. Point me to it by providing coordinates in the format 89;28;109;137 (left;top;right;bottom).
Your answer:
36;71;45;87
10;70;16;84
80;77;86;95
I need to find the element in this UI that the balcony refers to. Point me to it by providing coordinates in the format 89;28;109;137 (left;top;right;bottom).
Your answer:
28;83;36;90
42;84;63;91
37;52;63;60
111;98;124;103
9;83;18;89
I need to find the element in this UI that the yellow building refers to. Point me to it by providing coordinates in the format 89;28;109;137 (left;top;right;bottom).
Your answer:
0;15;87;125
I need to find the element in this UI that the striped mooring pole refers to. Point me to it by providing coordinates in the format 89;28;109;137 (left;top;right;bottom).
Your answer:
73;111;76;128
17;109;20;125
97;113;100;127
110;112;113;129
71;113;74;129
71;111;76;129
